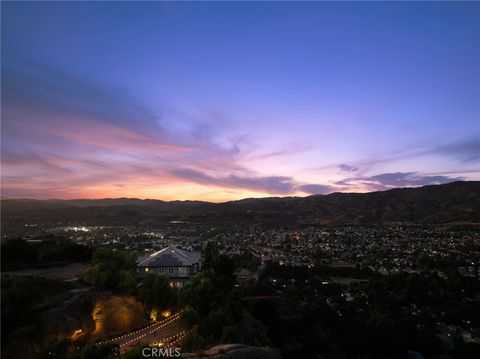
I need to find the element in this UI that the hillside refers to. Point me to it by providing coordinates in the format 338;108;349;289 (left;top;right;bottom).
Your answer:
1;182;479;231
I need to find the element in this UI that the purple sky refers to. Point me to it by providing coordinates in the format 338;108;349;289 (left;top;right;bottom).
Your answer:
1;2;479;201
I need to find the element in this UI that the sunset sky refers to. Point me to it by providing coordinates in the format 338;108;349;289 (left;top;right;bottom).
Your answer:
1;1;479;201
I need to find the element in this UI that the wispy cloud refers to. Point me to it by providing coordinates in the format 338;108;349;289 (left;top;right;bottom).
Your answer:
430;138;480;163
170;168;339;196
338;164;358;173
2;61;319;199
336;172;464;191
1;61;201;155
170;168;297;194
298;184;335;195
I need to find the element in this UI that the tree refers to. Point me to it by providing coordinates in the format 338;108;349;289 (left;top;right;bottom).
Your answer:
180;271;224;316
138;273;177;314
181;306;200;329
1;238;37;270
1;237;93;271
203;241;215;270
83;248;136;293
180;270;258;350
182;331;207;352
2;277;40;341
117;270;136;295
211;255;235;291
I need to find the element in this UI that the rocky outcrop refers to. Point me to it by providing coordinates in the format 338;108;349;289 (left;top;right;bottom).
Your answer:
91;295;148;339
182;344;282;359
38;294;148;341
38;293;95;341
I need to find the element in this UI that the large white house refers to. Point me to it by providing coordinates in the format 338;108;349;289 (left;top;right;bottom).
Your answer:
136;245;201;287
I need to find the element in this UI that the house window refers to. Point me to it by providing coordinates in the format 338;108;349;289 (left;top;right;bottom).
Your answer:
145;267;149;272
168;267;174;275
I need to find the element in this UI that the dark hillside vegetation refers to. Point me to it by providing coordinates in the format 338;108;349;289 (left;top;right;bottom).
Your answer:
2;182;479;233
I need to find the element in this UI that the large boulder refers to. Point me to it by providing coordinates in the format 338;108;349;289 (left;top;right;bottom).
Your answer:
38;294;148;341
91;295;148;339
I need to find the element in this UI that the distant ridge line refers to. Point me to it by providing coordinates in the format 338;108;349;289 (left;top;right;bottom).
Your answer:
2;181;479;227
1;180;475;204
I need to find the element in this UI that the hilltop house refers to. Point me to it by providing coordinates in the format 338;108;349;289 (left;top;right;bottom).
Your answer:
136;245;201;287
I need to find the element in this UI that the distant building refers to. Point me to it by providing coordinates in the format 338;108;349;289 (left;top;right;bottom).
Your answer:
136;245;201;287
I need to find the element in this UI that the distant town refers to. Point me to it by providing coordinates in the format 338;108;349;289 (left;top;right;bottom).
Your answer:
15;221;480;280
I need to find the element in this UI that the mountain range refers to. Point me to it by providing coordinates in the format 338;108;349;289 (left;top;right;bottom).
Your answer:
1;181;479;231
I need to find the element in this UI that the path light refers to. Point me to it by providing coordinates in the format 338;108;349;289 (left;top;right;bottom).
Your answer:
150;309;158;321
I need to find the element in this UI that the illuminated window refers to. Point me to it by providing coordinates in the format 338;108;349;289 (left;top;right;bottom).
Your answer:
145;267;149;272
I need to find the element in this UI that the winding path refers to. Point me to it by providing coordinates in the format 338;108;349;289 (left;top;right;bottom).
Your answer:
96;312;187;353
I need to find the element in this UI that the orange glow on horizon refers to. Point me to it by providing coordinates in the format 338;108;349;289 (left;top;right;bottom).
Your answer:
9;182;310;202
0;181;397;202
